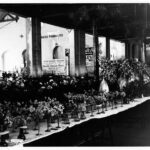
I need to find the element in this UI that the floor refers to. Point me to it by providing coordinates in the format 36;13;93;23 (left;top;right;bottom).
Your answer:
81;100;150;146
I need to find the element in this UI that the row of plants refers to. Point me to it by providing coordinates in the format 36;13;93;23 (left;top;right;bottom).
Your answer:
0;97;65;132
0;73;97;103
0;59;149;101
0;58;150;144
0;90;127;133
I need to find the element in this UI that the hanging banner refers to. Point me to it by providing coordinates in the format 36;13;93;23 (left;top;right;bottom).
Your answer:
42;59;66;75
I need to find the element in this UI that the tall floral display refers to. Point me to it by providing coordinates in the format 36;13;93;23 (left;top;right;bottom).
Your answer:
99;58;150;99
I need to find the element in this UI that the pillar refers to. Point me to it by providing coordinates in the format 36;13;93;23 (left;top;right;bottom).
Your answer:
26;18;32;75
125;41;130;59
74;29;86;76
145;42;150;65
140;43;146;62
134;44;139;60
93;20;99;82
31;17;42;77
106;37;110;59
138;40;145;63
129;42;133;59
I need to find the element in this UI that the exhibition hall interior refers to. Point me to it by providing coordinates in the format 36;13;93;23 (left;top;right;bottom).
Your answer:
0;3;150;147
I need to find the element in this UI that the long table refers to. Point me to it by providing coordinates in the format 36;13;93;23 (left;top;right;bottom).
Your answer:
8;96;150;147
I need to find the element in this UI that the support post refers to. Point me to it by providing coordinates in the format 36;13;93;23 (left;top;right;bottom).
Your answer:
31;17;42;77
93;20;99;85
106;37;110;59
74;29;86;76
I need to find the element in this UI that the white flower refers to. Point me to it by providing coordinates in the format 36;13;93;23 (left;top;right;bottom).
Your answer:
29;105;35;113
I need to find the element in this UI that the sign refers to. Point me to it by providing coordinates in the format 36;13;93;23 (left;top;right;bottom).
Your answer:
41;32;63;39
85;47;95;75
85;47;94;55
65;48;70;56
43;59;66;75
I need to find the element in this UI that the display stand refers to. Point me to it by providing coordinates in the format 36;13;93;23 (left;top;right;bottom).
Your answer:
0;131;9;146
18;126;27;140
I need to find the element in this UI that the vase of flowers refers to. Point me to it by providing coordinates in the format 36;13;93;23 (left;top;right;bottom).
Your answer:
44;108;52;132
74;104;80;122
31;103;44;135
115;91;120;108
50;102;64;129
80;102;86;120
120;91;126;107
55;103;64;128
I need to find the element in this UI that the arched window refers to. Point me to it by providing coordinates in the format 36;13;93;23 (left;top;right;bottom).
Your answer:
53;43;63;59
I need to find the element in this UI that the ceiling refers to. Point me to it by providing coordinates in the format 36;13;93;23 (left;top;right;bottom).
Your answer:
0;9;18;22
0;3;150;41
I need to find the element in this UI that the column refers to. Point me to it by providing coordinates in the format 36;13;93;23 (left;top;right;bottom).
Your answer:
93;20;99;82
106;37;110;59
144;42;147;64
125;41;129;59
31;17;42;77
26;18;32;75
133;43;139;60
129;42;133;59
74;29;86;76
140;43;146;63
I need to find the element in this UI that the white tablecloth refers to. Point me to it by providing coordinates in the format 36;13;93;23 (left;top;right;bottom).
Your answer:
11;96;150;147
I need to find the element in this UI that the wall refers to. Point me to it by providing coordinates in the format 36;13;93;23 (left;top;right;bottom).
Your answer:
41;23;75;75
110;39;125;60
0;17;26;72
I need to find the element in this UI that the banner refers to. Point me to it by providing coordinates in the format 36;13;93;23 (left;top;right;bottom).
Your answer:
43;59;66;75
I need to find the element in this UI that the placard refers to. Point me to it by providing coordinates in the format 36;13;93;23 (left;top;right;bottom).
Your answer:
43;59;66;75
85;47;95;75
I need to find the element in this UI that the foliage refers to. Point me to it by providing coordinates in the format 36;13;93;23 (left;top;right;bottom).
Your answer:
99;58;149;84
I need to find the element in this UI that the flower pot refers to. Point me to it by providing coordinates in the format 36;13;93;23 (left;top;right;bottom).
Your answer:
36;122;42;136
18;127;26;140
33;121;38;130
56;115;61;129
80;111;86;120
0;131;9;147
63;113;70;124
45;118;51;132
0;125;4;132
96;105;101;114
74;111;80;122
105;102;108;111
0;135;8;146
90;105;94;117
101;103;105;114
86;105;90;113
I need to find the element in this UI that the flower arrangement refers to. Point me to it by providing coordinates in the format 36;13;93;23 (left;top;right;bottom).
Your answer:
0;103;14;132
99;58;118;83
99;58;150;98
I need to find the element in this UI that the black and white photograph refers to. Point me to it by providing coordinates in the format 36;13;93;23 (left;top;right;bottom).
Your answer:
0;1;150;147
